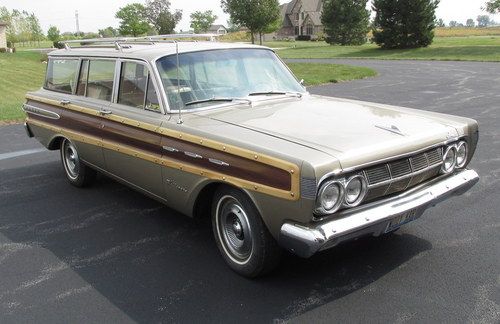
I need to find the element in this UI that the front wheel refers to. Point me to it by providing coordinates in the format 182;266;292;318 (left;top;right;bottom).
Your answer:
212;187;281;278
60;138;96;187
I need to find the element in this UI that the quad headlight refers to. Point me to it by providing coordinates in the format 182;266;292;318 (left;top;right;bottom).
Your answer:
315;174;368;215
455;141;468;168
344;175;367;207
441;145;457;173
315;180;344;214
441;140;468;174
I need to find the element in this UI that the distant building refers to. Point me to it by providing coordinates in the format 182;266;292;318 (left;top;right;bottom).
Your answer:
276;0;324;39
0;21;8;49
207;25;228;35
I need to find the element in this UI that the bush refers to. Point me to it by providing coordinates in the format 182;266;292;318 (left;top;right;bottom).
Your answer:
322;0;370;46
372;0;439;49
53;41;65;49
296;35;311;41
0;48;6;53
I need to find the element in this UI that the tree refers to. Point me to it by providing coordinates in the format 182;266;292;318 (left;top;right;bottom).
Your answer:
98;26;118;38
145;0;182;34
436;18;445;27
466;18;475;27
477;15;491;27
190;10;217;33
226;17;241;32
485;0;500;13
221;0;280;44
47;25;61;47
321;0;370;46
115;3;150;37
28;13;44;44
372;0;439;49
449;20;458;27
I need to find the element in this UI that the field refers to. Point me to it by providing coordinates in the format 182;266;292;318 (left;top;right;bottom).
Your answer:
265;36;500;61
0;52;46;122
0;51;375;121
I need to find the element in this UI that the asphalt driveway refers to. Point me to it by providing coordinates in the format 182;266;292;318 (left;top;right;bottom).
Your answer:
1;59;499;323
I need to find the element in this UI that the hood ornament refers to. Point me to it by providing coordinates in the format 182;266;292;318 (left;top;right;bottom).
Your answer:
375;124;406;136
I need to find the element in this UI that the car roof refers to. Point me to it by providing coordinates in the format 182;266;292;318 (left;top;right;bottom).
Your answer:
48;42;272;62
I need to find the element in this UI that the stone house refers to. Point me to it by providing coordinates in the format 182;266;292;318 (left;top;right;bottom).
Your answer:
276;0;324;39
0;21;8;50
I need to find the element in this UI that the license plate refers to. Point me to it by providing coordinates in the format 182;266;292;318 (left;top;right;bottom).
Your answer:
385;209;418;233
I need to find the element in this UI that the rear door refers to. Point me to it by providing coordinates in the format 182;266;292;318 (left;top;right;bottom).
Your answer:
101;59;165;198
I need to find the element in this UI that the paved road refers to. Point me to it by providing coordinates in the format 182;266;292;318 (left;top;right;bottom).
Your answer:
1;60;499;323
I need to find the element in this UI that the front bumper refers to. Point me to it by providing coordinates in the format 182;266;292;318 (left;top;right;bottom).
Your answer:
279;169;479;258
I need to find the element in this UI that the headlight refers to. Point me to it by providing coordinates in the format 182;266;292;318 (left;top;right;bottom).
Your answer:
344;175;367;206
441;146;456;173
455;141;468;168
315;180;344;214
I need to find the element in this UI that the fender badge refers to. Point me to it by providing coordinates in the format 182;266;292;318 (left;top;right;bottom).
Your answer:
375;124;406;136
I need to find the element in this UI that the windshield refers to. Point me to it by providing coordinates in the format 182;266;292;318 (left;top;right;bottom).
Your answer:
156;48;305;110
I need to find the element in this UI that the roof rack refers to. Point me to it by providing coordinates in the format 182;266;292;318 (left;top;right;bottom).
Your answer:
61;33;220;51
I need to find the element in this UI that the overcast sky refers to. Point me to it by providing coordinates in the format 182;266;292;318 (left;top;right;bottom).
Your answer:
2;0;499;33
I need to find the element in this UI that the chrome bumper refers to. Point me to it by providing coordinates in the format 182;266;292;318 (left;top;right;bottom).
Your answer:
279;169;479;258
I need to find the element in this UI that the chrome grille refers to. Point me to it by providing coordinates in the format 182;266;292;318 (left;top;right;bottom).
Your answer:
362;147;443;202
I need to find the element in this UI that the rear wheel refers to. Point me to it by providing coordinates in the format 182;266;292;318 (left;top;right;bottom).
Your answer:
212;186;281;278
60;138;96;187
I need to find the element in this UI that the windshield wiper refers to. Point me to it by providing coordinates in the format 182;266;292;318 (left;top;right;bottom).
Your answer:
248;91;303;98
185;97;251;107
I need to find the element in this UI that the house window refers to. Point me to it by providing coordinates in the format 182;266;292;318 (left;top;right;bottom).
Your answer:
306;24;313;35
301;12;304;20
295;13;299;21
294;26;299;35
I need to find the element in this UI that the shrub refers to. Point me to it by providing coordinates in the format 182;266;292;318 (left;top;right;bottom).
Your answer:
296;35;311;41
53;41;65;49
372;0;439;49
322;0;370;45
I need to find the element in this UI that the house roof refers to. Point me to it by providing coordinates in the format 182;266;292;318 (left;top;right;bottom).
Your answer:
284;0;322;14
304;11;322;26
208;25;226;32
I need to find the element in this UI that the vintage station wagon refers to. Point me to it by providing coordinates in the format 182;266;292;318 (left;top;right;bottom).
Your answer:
23;35;479;277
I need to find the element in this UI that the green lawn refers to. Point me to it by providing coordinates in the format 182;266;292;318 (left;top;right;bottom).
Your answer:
266;36;500;61
0;51;375;121
288;63;376;85
0;52;46;121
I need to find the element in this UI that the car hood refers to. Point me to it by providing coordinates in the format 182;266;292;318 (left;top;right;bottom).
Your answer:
196;95;460;169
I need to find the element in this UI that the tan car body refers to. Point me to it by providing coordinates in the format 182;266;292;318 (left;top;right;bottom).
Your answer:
24;42;479;258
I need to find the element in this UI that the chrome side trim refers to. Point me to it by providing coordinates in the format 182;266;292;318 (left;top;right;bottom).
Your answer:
162;146;179;152
184;151;203;159
22;104;61;120
208;158;229;166
279;169;479;258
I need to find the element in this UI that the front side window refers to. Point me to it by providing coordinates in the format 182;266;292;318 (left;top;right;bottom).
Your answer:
86;60;115;101
45;59;79;94
156;49;305;110
117;61;160;111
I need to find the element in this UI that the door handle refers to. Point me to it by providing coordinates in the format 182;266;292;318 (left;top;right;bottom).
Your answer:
60;99;71;105
98;109;113;115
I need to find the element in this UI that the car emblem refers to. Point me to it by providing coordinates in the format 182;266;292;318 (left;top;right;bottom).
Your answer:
375;124;406;136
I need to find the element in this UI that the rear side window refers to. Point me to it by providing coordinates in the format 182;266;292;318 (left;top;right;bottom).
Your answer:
45;59;79;94
118;61;160;112
86;60;116;102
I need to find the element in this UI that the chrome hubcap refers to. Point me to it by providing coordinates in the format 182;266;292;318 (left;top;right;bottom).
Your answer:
63;140;79;179
217;196;252;263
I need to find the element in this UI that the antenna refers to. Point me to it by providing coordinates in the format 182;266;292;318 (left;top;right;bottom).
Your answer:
75;11;80;35
176;41;183;124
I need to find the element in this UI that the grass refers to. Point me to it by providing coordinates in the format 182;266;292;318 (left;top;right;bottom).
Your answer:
265;36;500;61
287;63;376;85
0;51;375;121
0;52;46;121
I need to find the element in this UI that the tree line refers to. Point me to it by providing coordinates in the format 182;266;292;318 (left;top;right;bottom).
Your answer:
0;7;44;46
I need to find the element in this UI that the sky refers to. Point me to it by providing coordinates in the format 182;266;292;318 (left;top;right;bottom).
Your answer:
1;0;499;34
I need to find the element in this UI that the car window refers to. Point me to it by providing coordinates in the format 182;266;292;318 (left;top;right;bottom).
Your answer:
117;61;160;112
156;49;305;110
86;60;115;102
76;60;89;96
45;59;79;94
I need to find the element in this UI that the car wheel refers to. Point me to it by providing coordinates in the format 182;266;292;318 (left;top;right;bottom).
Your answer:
60;138;96;187
212;186;281;278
